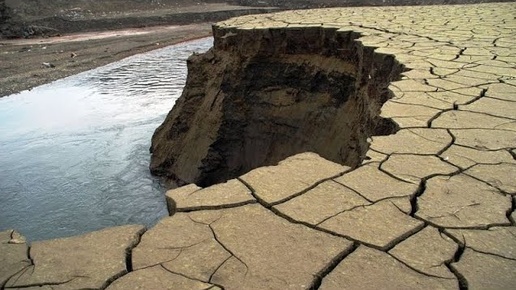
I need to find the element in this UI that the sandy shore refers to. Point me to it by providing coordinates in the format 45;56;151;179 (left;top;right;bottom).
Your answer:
0;23;213;98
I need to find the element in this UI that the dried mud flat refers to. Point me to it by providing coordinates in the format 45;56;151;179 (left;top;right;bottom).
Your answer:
2;2;516;290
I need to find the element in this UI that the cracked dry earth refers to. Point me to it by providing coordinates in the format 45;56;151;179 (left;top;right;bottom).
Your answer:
2;2;516;290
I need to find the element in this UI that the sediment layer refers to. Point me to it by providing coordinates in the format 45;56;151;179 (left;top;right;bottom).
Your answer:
150;24;403;187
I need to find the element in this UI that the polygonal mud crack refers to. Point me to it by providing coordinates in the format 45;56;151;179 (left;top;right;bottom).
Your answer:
446;227;516;260
460;97;516;120
450;249;516;289
389;227;458;278
319;199;424;250
132;204;353;289
334;163;419;201
417;174;511;228
432;110;516;132
370;128;453;155
440;145;514;169
132;213;229;282
273;180;370;225
320;246;458;289
380;101;441;128
239;152;349;205
208;205;354;289
165;178;256;213
465;163;516;194
451;129;516;151
5;225;145;290
106;265;220;290
381;154;458;183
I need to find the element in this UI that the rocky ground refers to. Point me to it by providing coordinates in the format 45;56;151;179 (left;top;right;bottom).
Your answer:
2;2;515;289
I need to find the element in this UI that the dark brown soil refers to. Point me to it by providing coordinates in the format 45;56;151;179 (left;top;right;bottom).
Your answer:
149;26;403;187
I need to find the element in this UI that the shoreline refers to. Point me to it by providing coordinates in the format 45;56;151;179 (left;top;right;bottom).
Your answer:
0;23;213;98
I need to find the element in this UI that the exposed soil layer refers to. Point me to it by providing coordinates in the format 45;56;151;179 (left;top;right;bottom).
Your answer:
150;26;405;187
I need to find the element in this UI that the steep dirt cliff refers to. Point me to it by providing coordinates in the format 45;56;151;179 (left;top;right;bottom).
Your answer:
150;25;405;187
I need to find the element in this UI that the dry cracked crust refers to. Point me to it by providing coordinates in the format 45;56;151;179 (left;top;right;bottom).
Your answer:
1;2;516;290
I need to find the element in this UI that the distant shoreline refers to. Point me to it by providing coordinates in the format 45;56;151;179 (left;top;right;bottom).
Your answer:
0;23;213;98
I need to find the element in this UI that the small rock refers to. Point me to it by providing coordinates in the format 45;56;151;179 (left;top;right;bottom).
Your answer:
42;62;55;68
221;32;237;39
11;231;25;243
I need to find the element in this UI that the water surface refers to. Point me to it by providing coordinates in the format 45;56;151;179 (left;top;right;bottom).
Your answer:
0;37;213;241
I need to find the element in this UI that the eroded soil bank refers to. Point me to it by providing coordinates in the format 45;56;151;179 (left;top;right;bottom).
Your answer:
150;26;405;187
0;0;277;97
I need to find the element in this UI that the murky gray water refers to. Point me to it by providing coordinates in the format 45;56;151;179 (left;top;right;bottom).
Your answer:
0;37;212;241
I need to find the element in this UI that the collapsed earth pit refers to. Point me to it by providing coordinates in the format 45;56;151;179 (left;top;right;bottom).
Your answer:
150;26;404;187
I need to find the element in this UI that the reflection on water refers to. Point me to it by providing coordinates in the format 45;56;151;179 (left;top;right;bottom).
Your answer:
0;37;213;241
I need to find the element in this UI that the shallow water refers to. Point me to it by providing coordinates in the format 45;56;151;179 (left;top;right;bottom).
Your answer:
0;37;213;241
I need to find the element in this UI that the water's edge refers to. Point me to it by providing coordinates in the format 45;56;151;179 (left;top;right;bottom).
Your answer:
0;37;213;242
